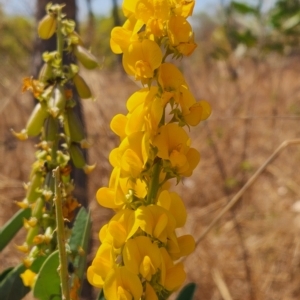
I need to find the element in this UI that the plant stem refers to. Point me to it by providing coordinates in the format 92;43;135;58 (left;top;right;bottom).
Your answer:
146;160;161;205
53;167;70;300
56;7;63;65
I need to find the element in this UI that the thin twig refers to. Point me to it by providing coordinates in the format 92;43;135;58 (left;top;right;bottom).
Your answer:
212;268;233;300
196;138;300;244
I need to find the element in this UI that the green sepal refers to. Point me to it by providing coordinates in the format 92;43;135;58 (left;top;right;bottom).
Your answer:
176;282;196;300
0;208;31;251
33;250;61;300
0;255;47;300
69;207;92;296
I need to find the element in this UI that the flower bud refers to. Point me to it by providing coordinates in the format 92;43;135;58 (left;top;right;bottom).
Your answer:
26;103;49;137
48;86;66;117
38;14;57;40
26;226;40;246
64;108;85;142
68;31;84;46
44;227;53;244
11;129;28;141
73;45;98;70
73;74;92;99
39;63;53;83
16;243;29;253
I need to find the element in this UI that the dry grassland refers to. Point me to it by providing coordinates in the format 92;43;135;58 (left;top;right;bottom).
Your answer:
1;51;300;300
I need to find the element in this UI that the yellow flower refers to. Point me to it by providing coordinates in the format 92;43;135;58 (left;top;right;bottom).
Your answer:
123;39;163;82
87;242;115;288
153;123;200;176
157;190;187;228
158;63;211;126
125;87;163;136
109;131;150;179
99;209;135;248
123;0;170;36
123;236;161;281
110;114;128;140
97;168;147;210
178;86;211;126
159;247;186;291
171;0;195;18
167;16;197;56
104;267;143;300
167;234;195;260
110;16;140;54
129;205;176;243
20;269;37;288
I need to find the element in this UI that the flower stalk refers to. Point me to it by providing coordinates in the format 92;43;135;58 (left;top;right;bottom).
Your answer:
13;3;98;297
53;167;70;300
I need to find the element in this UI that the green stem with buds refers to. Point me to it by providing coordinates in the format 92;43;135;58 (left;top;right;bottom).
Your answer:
53;167;70;300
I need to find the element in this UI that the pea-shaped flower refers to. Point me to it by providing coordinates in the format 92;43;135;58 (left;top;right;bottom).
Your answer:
104;267;143;300
167;16;197;56
123;39;163;82
123;236;161;281
153;123;200;176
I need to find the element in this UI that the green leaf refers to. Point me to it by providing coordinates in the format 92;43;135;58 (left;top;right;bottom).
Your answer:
0;268;13;283
0;208;31;251
0;255;47;300
69;207;92;283
176;282;197;300
97;289;106;300
33;251;61;300
231;1;258;15
0;264;29;300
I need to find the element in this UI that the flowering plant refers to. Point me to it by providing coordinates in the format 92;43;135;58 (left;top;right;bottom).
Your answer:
0;1;210;300
88;1;211;299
